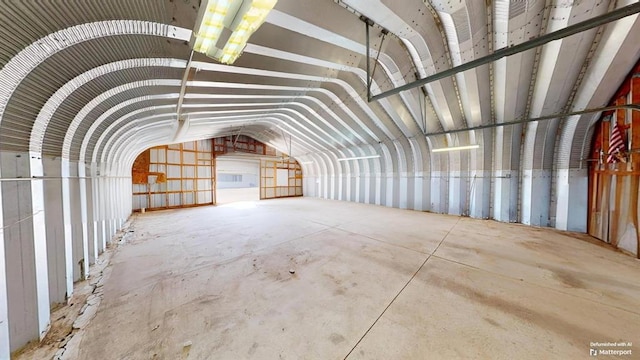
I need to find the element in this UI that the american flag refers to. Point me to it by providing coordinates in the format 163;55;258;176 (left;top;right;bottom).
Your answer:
607;122;627;163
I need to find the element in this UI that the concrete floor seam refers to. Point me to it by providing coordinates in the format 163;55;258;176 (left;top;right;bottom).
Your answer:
337;229;432;256
342;218;461;359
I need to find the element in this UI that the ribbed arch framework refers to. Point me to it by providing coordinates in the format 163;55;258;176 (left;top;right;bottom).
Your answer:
0;21;189;126
16;21;412;162
29;58;187;153
0;1;639;354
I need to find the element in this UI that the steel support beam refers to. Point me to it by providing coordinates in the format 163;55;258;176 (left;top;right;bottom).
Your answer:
173;50;195;142
424;104;640;137
233;126;244;148
368;2;640;102
363;16;373;101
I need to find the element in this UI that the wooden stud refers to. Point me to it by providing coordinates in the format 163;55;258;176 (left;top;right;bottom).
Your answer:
631;77;640;167
194;140;199;204
212;139;217;205
180;143;184;206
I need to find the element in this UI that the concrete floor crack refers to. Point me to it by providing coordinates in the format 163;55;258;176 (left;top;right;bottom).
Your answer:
342;218;461;359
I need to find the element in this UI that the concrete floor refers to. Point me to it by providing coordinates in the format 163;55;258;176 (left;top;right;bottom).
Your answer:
215;187;259;204
76;198;640;359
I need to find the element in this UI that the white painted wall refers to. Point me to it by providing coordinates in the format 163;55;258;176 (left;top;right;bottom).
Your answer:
42;156;67;306
0;151;49;350
0;155;10;360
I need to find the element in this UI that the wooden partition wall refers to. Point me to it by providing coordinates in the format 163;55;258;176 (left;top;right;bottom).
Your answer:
588;65;640;257
260;158;303;199
133;137;303;209
213;134;277;156
132;140;216;211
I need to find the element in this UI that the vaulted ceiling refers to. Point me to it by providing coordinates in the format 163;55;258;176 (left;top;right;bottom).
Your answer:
0;0;638;220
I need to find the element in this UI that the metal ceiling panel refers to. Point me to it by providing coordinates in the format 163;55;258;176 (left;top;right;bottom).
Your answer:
68;86;180;160
0;0;179;67
183;83;305;97
276;0;368;47
190;69;320;88
249;22;366;70
509;0;527;19
1;33;190;152
451;8;471;43
42;66;185;156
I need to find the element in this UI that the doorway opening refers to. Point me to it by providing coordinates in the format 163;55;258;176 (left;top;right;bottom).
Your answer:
215;156;260;205
212;134;303;205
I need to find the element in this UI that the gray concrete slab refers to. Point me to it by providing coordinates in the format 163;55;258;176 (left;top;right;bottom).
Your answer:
215;187;259;205
76;198;640;359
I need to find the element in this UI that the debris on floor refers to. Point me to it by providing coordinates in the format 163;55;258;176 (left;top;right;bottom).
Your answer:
14;218;136;360
181;340;193;359
55;255;113;360
39;199;640;359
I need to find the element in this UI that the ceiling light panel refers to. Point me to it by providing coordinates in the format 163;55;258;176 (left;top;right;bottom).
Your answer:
191;0;277;64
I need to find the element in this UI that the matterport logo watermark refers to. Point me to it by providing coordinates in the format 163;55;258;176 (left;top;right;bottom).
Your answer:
590;341;633;357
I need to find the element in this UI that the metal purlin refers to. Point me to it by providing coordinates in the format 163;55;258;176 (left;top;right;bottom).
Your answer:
423;104;640;137
364;2;640;102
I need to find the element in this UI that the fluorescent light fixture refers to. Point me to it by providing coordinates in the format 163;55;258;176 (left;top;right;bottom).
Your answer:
431;144;480;153
336;155;380;162
191;0;277;64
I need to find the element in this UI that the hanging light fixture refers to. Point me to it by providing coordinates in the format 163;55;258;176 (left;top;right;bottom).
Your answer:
336;155;380;162
431;144;480;153
191;0;278;64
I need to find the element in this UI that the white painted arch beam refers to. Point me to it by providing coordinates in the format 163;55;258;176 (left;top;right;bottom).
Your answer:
68;90;350;161
59;69;403;162
104;116;318;170
101;111;327;170
0;20;398;157
83;98;352;164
